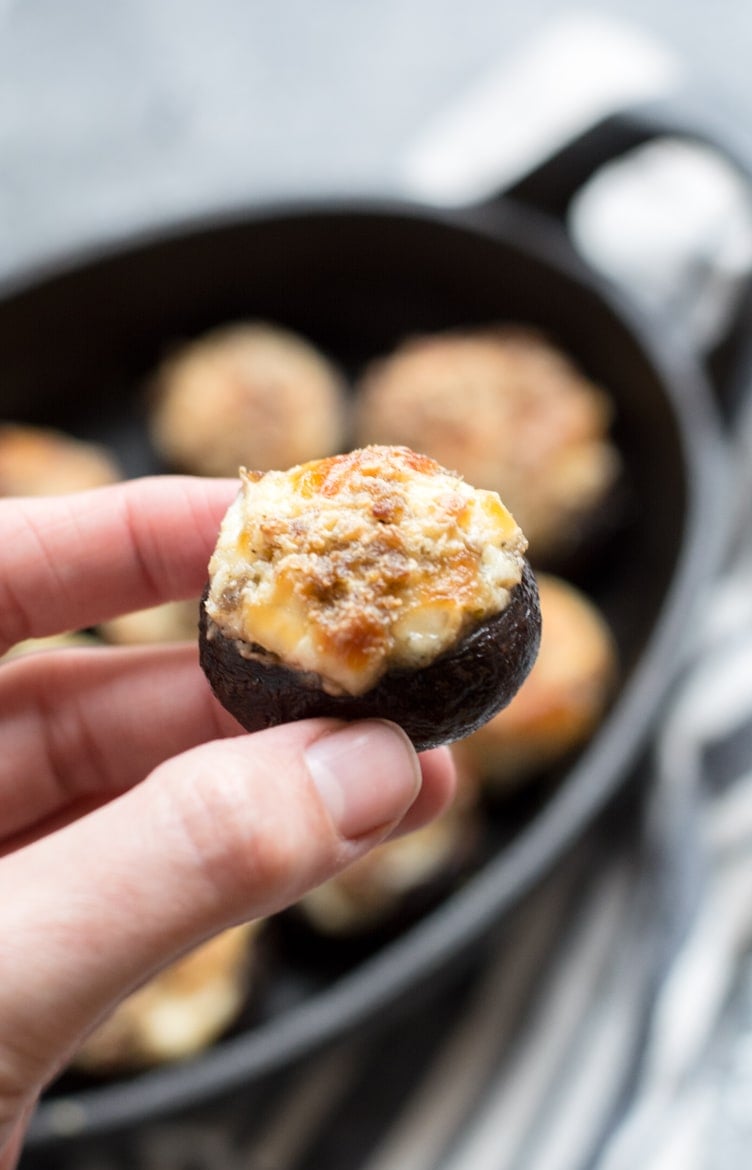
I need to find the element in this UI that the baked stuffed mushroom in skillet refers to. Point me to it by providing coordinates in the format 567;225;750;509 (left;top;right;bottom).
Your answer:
199;445;541;751
148;322;347;477
353;328;621;566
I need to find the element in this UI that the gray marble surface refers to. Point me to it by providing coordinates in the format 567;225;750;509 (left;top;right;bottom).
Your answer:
0;0;751;279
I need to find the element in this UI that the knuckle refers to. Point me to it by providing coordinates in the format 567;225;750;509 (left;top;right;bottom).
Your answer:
245;824;301;900
0;573;33;653
119;491;163;602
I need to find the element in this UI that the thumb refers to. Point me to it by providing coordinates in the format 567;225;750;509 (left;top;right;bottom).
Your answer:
0;718;422;1137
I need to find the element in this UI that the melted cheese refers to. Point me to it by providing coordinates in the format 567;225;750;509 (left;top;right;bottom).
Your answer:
206;445;527;695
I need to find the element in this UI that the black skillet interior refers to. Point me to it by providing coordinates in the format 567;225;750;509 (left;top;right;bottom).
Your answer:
3;196;726;1144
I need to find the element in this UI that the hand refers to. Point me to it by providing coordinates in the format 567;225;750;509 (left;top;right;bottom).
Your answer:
0;476;456;1167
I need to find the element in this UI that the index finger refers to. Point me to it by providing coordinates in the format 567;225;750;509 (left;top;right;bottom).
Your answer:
0;476;238;653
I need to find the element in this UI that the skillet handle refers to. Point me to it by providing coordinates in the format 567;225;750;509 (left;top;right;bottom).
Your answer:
503;96;752;217
502;95;752;420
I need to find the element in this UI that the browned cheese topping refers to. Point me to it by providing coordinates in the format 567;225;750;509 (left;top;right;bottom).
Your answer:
206;445;527;696
354;329;620;558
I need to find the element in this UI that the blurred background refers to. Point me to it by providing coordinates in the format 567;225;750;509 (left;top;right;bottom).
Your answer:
6;3;752;1170
1;0;752;277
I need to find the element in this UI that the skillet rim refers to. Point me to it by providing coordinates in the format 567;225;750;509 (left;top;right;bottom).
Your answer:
11;196;728;1145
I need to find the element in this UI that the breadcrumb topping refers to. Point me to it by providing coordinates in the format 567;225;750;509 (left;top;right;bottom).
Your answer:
206;445;527;695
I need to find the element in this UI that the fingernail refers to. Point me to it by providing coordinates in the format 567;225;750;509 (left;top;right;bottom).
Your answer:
305;721;421;839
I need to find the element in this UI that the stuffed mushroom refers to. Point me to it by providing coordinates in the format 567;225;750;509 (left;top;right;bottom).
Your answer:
199;445;541;751
0;423;122;497
99;598;200;646
73;923;260;1074
353;327;621;565
148;321;348;477
454;573;618;790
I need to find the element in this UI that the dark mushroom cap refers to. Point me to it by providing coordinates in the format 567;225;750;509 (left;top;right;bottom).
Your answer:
199;560;540;752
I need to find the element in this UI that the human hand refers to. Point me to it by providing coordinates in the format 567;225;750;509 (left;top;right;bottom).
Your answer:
0;476;456;1167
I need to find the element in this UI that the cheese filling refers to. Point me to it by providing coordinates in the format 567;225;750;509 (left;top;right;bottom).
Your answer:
205;445;527;696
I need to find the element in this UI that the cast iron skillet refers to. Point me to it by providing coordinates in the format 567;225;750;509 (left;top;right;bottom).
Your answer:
5;100;747;1146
